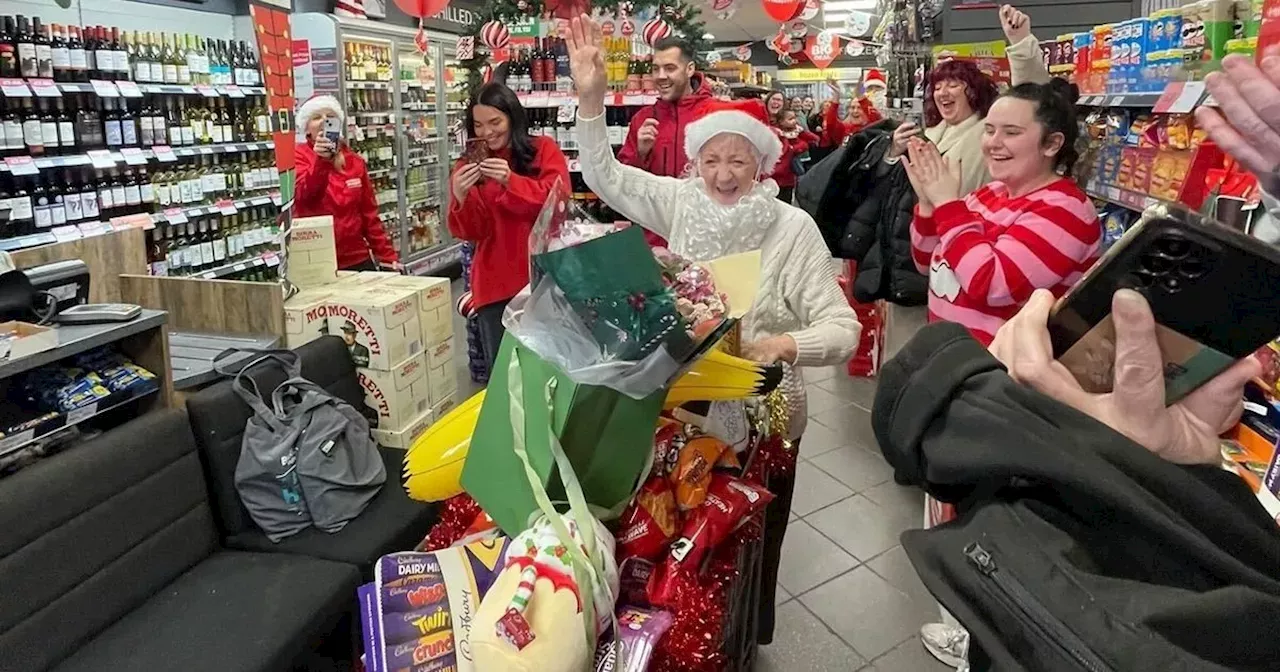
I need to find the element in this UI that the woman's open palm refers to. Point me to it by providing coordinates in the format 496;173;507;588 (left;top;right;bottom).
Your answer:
566;16;607;104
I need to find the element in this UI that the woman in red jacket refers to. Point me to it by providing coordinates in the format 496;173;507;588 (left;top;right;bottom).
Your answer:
820;80;883;149
770;108;820;203
448;82;570;370
294;95;400;271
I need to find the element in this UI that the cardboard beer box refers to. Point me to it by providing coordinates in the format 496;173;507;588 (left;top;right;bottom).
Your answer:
326;285;424;370
283;287;340;349
338;270;402;288
286;216;340;289
424;335;454;371
428;355;458;405
357;353;432;431
371;405;436;449
431;392;456;420
377;275;452;346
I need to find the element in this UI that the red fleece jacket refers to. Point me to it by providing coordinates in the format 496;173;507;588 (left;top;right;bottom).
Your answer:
822;97;883;149
294;142;399;270
770;128;821;188
446;135;569;308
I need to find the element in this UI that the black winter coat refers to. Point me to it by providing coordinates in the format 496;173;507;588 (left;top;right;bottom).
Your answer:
872;322;1280;672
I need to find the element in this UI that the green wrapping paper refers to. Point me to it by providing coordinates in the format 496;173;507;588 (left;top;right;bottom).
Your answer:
461;336;665;536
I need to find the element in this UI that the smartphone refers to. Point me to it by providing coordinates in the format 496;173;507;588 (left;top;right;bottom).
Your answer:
1048;206;1280;404
322;117;341;144
465;138;490;164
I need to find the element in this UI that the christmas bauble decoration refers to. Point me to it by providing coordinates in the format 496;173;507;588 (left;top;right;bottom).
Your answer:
393;0;451;18
620;18;636;36
733;43;752;61
761;0;803;22
786;18;808;38
601;18;616;35
642;18;673;46
480;20;510;49
844;39;865;57
799;0;820;20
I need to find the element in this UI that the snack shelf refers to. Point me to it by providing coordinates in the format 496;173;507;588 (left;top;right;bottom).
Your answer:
1078;92;1166;108
1;141;275;172
193;250;281;280
1086;181;1166;212
0;310;167;381
0;384;160;461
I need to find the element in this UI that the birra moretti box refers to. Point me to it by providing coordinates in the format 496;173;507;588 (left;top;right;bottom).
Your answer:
378;275;452;346
286;216;340;289
319;285;423;370
358;353;431;431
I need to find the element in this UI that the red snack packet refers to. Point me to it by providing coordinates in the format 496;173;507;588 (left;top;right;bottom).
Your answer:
665;474;773;571
616;477;680;560
669;434;729;511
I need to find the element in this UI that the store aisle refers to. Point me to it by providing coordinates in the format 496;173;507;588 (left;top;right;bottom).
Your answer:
446;282;945;671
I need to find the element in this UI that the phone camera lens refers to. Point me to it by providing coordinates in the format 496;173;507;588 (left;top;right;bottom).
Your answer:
1124;271;1155;290
1178;257;1208;279
1154;236;1192;259
1160;275;1182;293
1141;254;1173;275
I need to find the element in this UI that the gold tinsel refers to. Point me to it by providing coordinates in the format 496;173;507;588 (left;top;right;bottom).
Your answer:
762;387;793;452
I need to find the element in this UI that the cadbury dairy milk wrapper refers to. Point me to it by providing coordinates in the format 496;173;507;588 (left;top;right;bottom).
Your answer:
385;631;456;672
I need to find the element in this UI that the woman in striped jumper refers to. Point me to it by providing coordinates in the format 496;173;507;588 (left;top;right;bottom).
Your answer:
904;78;1101;347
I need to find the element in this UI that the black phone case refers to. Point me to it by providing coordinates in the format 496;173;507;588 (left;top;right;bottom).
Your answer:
1048;206;1280;400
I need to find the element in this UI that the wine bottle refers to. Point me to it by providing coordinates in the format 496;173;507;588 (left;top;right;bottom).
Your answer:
138;167;154;205
33;18;52;80
211;217;227;263
22;98;43;157
49;179;67;228
120;99;138;147
79;170;99;220
3;100;23;157
56;99;75;153
139;97;154;147
50;24;70;82
95;26;114;81
103;98;123;148
123;170;142;208
39;99;58;156
161;33;178;84
0;17;18;79
113;27;130;82
32;178;52;231
109;170;126;211
16;15;37;79
63;172;83;223
67;25;86;81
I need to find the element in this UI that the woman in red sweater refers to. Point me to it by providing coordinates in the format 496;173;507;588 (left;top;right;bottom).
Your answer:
294;95;400;271
448;82;570;370
904;79;1100;346
820;78;883;149
770;108;820;203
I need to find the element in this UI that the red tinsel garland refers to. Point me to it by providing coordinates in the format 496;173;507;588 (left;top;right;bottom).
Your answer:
743;433;797;484
416;493;482;552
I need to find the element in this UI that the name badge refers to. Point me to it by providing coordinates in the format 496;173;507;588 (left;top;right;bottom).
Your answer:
345;178;362;189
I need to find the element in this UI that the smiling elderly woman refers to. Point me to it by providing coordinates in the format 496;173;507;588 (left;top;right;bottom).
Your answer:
565;16;860;646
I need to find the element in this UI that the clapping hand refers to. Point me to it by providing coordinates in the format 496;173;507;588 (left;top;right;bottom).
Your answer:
902;138;961;209
1196;51;1280;194
999;5;1032;45
565;15;608;116
989;289;1261;465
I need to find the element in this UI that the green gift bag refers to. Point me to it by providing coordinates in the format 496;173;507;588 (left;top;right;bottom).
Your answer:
462;336;664;536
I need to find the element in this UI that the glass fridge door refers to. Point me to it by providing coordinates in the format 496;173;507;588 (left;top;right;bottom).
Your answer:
397;38;445;265
336;31;400;255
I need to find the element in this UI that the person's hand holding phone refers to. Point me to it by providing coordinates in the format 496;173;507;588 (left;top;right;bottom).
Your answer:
989;289;1261;465
888;121;920;158
452;163;482;202
313;136;338;161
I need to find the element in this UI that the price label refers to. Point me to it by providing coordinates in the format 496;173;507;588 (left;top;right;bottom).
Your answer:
0;430;35;451
67;403;98;424
52;225;81;243
270;191;282;206
567;158;581;171
622;94;644;106
28;79;60;97
219;84;245;99
87;149;117;169
5;156;38;175
120;147;147;165
152;145;177;162
77;222;104;238
233;263;247;273
607;92;623;107
195;85;219;98
216;199;238;215
163;207;188;225
90;79;119;97
1154;81;1205;115
198;147;214;155
115;81;143;98
0;78;31;97
264;252;280;267
557;104;576;123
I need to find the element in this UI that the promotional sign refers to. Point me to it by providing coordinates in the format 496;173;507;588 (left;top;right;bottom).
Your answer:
932;41;1010;85
845;10;873;36
393;0;451;17
805;30;841;69
786;19;808;38
711;0;739;19
799;0;821;20
845;39;865;56
775;66;861;82
762;0;804;22
733;43;752;61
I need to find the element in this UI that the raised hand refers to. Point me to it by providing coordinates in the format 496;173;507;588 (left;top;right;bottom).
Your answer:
999;4;1032;45
566;15;608;115
1196;52;1280;194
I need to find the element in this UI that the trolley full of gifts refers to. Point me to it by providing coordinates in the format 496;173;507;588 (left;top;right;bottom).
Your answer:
356;186;800;672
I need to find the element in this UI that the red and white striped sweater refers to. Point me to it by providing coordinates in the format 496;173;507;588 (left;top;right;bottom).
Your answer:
910;178;1101;345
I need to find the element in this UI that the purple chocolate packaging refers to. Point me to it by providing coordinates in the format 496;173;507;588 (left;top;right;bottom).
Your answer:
358;583;385;672
617;557;655;607
381;605;453;646
384;633;457;671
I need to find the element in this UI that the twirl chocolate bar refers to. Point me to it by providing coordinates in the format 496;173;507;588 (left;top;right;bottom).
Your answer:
381;605;453;646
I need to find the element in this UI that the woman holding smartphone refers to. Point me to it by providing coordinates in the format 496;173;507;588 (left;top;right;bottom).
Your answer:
295;94;400;271
447;81;570;371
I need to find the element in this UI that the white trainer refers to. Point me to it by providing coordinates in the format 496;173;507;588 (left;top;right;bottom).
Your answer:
920;622;970;670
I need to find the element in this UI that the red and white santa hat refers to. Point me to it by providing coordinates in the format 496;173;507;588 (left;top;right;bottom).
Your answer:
683;98;784;176
296;94;346;134
863;68;887;90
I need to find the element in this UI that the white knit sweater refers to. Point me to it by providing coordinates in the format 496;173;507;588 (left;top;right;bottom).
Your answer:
577;112;861;432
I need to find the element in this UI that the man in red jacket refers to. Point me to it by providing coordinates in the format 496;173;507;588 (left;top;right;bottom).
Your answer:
617;36;711;247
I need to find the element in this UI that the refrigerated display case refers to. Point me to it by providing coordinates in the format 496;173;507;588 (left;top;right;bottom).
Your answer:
290;14;464;278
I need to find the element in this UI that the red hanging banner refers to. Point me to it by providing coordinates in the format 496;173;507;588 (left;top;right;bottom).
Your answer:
805;30;841;69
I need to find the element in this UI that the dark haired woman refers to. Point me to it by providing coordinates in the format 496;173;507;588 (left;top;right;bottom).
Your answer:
762;90;787;122
447;81;569;370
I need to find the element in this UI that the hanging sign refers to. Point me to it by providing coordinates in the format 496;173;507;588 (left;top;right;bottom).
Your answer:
733;43;752;61
393;0;452;17
762;0;804;22
456;35;475;60
806;30;841;69
799;0;820;19
706;50;723;65
786;19;808;38
769;29;791;56
620;18;636;36
600;18;616;35
845;39;866;57
845;10;873;36
711;0;738;19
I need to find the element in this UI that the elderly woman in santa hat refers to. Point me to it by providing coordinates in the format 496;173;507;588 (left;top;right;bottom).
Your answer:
294;94;400;272
567;16;860;645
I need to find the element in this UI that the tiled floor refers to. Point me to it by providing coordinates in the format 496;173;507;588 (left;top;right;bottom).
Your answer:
449;283;946;671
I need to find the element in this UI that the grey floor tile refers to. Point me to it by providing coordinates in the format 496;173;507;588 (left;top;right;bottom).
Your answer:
800;566;937;661
776;520;859;595
790;461;854;517
871;637;952;671
776;582;791;606
755;602;864;672
804;384;857;417
808;444;894;494
861;481;926;525
798;420;856;459
802;364;844;384
857;666;881;672
866;546;936;606
816;373;880;411
810;404;879;453
806;494;920;562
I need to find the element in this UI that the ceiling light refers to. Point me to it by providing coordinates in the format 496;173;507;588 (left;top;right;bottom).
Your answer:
703;33;715;40
822;0;878;10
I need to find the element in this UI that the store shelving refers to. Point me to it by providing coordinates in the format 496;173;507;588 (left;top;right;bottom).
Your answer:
1;140;274;172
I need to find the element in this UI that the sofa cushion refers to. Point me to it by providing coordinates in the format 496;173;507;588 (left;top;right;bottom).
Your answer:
186;336;369;538
225;448;437;579
50;551;361;672
0;410;217;672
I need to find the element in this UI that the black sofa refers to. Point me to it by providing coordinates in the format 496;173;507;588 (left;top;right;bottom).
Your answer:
185;336;437;578
0;409;362;672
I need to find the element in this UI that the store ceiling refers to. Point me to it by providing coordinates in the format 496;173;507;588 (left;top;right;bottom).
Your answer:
699;0;879;45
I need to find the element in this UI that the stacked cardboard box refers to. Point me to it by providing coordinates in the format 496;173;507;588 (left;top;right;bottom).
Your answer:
282;269;458;449
286;216;341;289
